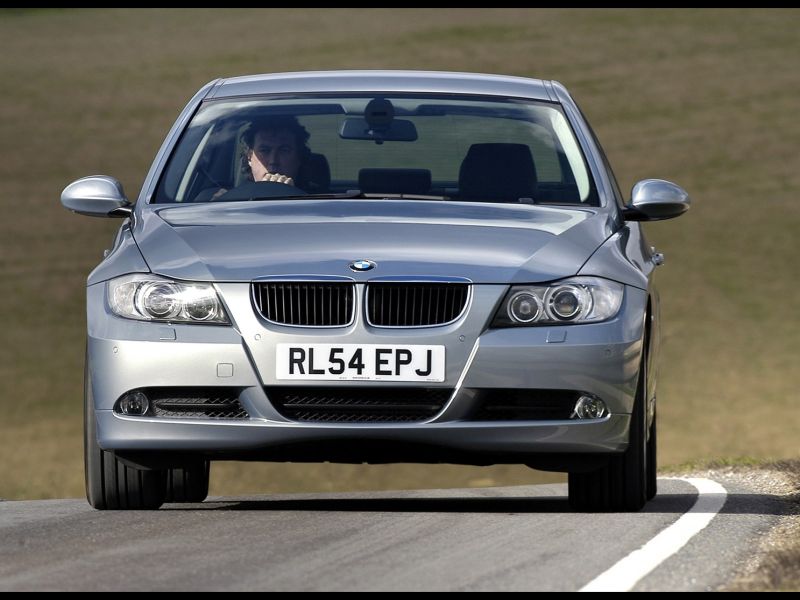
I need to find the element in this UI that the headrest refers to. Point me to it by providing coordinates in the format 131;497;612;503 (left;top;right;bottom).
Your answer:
458;143;537;201
358;168;432;195
299;152;331;193
534;182;581;204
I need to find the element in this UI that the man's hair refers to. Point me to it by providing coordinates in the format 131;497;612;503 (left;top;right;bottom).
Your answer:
242;115;311;151
240;115;312;184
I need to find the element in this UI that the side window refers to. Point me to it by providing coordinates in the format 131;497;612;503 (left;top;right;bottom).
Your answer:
168;121;244;203
573;102;625;208
157;125;212;203
231;123;251;188
175;126;215;202
596;137;625;207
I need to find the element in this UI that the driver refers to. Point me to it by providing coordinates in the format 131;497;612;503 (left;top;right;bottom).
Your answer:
241;115;311;186
208;115;311;200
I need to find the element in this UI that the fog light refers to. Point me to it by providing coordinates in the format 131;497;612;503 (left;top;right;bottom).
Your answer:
573;395;607;419
118;391;149;416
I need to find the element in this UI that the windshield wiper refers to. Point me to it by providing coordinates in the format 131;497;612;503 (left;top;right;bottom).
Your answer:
359;193;450;201
247;191;450;202
246;191;365;202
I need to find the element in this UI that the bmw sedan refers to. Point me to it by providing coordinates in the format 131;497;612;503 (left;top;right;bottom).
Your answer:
62;70;690;511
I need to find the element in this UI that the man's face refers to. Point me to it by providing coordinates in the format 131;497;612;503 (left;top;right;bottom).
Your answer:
249;129;301;181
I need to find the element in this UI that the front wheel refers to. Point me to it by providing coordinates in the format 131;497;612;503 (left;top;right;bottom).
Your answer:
568;358;649;512
165;461;210;503
647;408;658;501
84;354;166;510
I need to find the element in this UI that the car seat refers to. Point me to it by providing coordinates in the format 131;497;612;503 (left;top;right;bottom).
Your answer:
300;152;331;194
457;143;537;202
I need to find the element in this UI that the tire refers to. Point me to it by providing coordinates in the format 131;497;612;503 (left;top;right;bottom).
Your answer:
165;461;210;503
568;357;649;512
84;352;166;510
646;408;658;501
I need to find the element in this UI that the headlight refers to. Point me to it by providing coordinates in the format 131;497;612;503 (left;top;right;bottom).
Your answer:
108;274;230;324
492;277;623;327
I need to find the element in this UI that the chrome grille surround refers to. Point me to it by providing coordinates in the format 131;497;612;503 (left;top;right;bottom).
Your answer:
252;279;355;327
365;279;471;328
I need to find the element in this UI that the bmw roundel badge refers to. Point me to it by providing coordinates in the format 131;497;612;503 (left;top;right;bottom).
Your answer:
349;259;376;272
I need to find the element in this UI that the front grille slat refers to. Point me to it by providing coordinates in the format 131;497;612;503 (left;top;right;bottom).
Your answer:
279;284;285;323
333;284;338;325
268;387;452;423
306;283;311;326
384;286;389;324
367;283;468;327
271;284;277;323
289;284;296;324
425;286;432;325
394;286;400;325
254;282;354;326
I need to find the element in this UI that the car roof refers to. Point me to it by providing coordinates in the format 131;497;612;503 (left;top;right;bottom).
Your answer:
208;70;554;101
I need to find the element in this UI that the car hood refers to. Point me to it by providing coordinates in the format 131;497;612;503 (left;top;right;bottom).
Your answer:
134;200;614;284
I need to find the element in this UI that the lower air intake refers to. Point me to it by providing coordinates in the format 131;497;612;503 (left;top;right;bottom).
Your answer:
470;389;581;421
267;387;452;423
146;388;249;419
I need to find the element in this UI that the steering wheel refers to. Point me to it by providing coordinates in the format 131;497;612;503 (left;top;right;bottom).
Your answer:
215;180;308;202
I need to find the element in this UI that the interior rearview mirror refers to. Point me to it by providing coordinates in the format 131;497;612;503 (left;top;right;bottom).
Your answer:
339;117;418;143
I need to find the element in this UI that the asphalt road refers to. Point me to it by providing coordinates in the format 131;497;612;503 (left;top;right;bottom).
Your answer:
0;478;785;591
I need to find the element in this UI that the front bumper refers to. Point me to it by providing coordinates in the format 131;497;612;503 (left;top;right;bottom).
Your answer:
87;282;647;461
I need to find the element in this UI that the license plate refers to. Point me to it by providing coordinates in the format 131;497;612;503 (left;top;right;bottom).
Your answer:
276;344;445;382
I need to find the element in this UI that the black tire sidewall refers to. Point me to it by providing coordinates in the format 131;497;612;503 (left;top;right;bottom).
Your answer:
84;347;106;509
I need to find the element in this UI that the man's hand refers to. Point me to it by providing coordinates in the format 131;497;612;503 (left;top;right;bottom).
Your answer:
210;187;228;201
261;172;295;186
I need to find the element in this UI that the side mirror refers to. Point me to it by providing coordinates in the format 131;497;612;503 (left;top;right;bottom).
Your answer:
61;175;132;218
623;179;690;221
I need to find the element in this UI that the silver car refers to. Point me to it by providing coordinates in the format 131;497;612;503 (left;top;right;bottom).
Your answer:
62;71;689;511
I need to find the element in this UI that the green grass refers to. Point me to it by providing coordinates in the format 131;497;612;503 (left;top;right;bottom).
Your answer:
1;8;798;500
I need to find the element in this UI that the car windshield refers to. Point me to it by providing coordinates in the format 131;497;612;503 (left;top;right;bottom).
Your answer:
154;93;599;206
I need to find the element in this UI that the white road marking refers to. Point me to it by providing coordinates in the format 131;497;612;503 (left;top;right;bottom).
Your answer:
579;478;728;592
